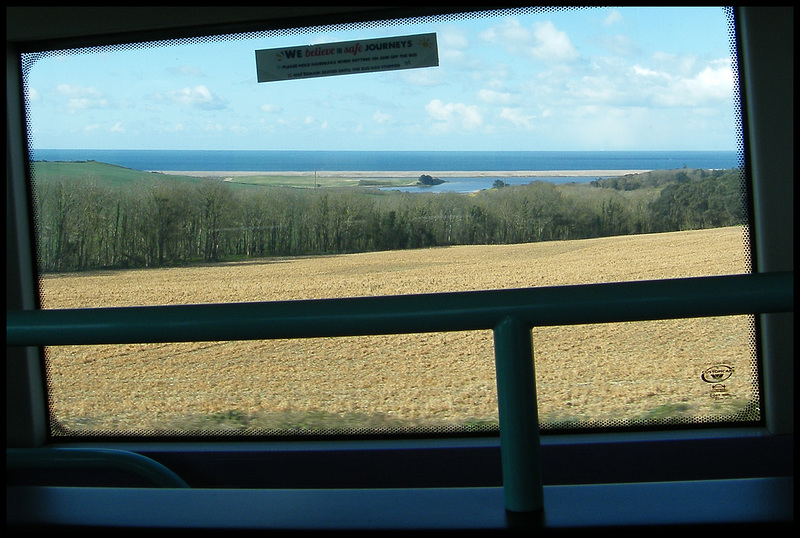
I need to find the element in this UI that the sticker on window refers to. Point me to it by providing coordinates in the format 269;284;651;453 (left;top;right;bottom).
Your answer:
256;33;438;82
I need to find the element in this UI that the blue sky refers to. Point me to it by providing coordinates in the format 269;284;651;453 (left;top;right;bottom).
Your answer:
24;7;739;152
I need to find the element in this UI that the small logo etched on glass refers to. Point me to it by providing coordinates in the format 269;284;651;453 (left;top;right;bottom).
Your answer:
701;364;734;383
702;364;734;400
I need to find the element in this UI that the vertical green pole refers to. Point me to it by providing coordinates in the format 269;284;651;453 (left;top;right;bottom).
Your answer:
493;316;544;513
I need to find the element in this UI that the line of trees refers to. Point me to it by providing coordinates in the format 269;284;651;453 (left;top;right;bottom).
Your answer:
33;168;745;272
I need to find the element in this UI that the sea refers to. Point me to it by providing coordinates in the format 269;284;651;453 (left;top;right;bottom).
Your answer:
33;149;740;194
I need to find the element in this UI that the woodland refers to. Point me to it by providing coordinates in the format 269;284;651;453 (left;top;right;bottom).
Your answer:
33;162;745;272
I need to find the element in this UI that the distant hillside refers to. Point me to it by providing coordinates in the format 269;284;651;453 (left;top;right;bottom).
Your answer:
31;160;215;188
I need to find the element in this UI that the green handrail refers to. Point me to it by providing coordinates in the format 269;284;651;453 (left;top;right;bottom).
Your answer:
5;272;793;347
494;316;543;512
5;271;794;512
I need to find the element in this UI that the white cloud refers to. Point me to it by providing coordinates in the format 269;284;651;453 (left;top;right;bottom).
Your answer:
425;99;483;132
399;67;445;87
439;27;469;50
595;34;641;57
438;26;469;62
56;83;109;112
373;110;393;124
651;51;698;77
56;83;102;97
66;98;100;111
499;107;534;128
110;122;125;133
603;10;624;26
168;65;204;77
634;58;733;107
568;75;619;103
480;18;530;50
485;78;506;90
560;105;649;149
530;21;580;62
690;61;734;99
166;85;227;110
633;65;668;78
482;19;580;62
477;89;514;104
260;104;282;113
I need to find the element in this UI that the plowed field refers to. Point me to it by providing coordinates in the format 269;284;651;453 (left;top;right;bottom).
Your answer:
40;226;757;434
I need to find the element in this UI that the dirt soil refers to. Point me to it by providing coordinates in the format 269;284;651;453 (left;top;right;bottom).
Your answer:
40;226;757;434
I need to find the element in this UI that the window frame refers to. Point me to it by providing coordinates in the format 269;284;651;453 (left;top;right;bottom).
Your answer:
6;6;793;530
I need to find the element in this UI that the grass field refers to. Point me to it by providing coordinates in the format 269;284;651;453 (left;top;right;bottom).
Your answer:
40;226;757;435
32;160;205;187
32;160;439;189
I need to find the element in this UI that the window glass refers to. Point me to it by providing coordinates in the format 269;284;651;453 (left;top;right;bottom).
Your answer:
24;7;756;438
